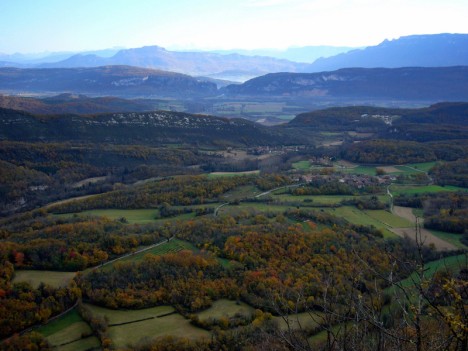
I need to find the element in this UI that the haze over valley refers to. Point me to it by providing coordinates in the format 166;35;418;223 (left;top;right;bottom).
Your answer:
0;1;467;350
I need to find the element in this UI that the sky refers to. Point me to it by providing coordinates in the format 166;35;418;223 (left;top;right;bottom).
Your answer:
1;0;468;54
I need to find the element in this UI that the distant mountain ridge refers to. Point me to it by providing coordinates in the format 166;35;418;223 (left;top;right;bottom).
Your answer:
39;45;309;81
223;66;468;101
209;46;355;63
0;66;217;98
2;34;468;81
307;34;468;72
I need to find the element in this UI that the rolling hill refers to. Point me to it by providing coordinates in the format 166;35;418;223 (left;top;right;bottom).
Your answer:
223;66;468;102
287;102;468;142
0;107;306;147
0;94;161;115
0;66;217;98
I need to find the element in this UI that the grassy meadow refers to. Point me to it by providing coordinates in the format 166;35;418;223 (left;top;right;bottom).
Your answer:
391;184;466;195
196;299;254;322
13;270;76;288
117;239;199;264
273;312;323;332
324;207;398;238
37;309;100;351
83;304;209;348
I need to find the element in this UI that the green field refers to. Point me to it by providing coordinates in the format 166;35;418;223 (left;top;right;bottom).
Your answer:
390;253;467;290
46;321;93;347
128;239;230;267
392;185;466;195
38;309;83;337
208;170;259;178
338;165;376;176
57;208;204;224
364;210;413;228
273;194;388;206
274;194;352;204
37;309;100;351
225;202;294;214
399;161;438;173
197;299;254;322
337;161;439;176
57;208;158;224
428;230;467;249
13;270;76;288
84;303;209;348
292;160;312;170
221;185;260;200
324;206;397;238
118;239;199;264
273;311;323;332
308;321;353;346
55;336;101;351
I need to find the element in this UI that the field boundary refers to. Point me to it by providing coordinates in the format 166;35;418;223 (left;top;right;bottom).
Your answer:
95;236;175;269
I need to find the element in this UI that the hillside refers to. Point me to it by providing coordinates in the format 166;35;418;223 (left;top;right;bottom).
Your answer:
223;67;468;101
0;66;217;98
38;45;309;81
0;107;305;147
0;94;161;115
307;33;468;72
288;102;468;142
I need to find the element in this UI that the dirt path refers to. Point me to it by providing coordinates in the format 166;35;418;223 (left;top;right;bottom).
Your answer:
391;206;457;251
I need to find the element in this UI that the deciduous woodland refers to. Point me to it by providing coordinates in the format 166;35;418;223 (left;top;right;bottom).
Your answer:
0;103;466;351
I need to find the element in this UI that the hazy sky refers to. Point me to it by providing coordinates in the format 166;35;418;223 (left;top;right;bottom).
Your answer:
1;0;468;54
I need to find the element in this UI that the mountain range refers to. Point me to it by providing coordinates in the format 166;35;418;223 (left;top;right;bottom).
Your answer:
306;34;468;72
36;46;310;81
1;34;467;82
208;46;355;64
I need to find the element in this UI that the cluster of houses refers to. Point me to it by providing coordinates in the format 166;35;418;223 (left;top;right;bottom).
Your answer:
294;172;395;189
247;145;307;155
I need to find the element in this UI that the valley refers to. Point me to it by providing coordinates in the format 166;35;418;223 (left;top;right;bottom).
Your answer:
2;143;466;349
0;32;467;351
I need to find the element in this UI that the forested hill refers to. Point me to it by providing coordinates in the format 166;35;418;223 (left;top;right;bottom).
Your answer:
0;94;160;115
290;102;468;128
0;66;217;98
223;67;468;101
0;108;304;147
288;102;468;142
